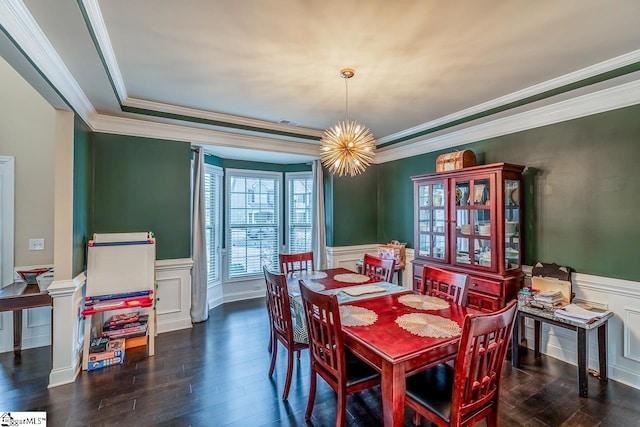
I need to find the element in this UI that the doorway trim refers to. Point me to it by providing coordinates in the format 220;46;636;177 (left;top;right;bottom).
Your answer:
0;156;15;287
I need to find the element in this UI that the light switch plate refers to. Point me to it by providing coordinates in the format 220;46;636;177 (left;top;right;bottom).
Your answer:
29;238;45;251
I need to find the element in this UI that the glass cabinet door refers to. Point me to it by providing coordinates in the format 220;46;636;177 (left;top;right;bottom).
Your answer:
504;179;521;270
416;181;446;260
454;177;493;269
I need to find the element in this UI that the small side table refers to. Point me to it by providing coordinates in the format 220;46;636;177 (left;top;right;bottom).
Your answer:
0;282;52;355
356;260;405;287
512;304;612;397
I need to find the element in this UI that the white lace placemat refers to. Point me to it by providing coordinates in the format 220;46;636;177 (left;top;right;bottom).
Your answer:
340;305;378;327
395;313;461;338
398;294;449;311
294;270;328;280
342;285;386;297
333;273;371;284
290;281;325;294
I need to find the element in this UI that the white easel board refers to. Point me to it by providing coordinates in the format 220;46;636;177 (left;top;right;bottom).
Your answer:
86;232;155;297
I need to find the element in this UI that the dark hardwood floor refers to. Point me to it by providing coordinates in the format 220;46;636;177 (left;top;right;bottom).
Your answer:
1;298;639;426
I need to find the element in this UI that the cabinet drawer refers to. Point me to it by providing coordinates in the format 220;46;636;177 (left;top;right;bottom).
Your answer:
467;291;501;312
468;277;502;296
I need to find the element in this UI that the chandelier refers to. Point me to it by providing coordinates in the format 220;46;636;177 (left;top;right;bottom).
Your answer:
320;68;375;177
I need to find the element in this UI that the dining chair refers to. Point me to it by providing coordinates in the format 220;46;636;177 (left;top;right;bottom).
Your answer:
361;253;394;282
279;251;315;275
299;280;381;427
405;300;518;427
263;266;308;400
421;265;470;305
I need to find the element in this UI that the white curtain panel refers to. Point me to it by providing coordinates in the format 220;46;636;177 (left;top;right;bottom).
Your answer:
311;160;327;270
190;147;208;322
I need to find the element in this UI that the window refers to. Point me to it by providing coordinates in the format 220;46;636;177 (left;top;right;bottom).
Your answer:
227;169;281;278
286;172;313;254
204;165;223;284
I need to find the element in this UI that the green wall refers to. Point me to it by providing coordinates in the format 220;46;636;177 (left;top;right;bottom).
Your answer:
326;168;378;247
374;105;640;281
72;117;93;276
92;133;191;260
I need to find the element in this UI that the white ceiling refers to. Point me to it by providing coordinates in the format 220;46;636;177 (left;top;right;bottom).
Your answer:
5;0;640;163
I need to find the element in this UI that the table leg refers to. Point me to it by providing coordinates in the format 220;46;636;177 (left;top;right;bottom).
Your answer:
577;328;588;397
381;360;405;427
598;323;608;381
13;309;22;356
534;319;541;358
511;311;521;368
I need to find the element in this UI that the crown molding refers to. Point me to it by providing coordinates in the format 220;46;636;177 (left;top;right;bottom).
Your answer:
80;0;126;102
375;78;640;164
0;0;95;123
91;114;321;157
123;97;324;139
378;49;640;146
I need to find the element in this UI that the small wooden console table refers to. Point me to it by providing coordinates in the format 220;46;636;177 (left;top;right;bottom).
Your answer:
511;304;612;397
0;282;52;355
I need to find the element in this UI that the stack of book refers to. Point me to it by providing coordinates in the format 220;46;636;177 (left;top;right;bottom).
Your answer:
533;290;565;308
87;337;125;371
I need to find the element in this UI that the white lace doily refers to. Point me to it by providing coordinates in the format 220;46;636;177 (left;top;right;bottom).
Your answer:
294;270;328;280
395;313;461;338
340;305;378;327
398;294;449;311
291;281;325;293
333;273;371;284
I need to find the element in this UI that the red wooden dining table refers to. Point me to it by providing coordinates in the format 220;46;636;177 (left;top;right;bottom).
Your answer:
286;266;474;426
341;292;479;427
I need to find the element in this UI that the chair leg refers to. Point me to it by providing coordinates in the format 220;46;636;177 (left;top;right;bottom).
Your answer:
305;368;317;420
282;346;294;400
412;411;421;426
336;389;347;427
296;349;301;359
487;409;498;427
267;327;273;353
268;338;278;377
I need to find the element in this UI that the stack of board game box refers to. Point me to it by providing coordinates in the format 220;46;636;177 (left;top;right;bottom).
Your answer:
87;337;125;371
101;312;149;339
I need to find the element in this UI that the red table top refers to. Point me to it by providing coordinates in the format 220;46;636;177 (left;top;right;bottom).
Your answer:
342;292;479;363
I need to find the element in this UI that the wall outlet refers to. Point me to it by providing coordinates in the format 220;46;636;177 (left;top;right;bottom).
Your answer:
29;238;45;251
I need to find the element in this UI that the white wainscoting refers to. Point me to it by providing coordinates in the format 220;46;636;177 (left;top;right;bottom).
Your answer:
155;258;193;333
520;269;640;390
0;306;51;353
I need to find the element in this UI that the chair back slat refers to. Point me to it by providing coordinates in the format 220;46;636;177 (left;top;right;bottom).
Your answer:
299;280;345;385
280;251;315;275
451;301;518;424
263;267;294;343
362;254;394;282
421;265;469;305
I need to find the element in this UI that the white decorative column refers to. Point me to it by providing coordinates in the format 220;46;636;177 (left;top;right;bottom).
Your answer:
49;109;78;387
47;274;84;387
